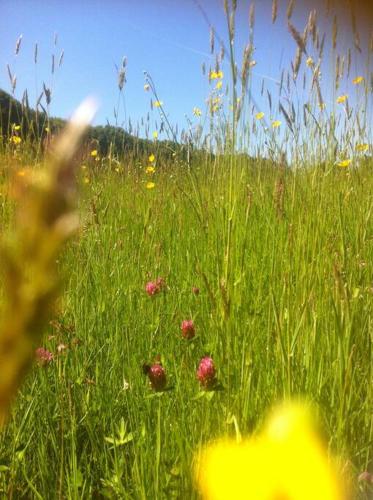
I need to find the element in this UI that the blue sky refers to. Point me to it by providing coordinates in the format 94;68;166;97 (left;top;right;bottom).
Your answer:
0;0;370;142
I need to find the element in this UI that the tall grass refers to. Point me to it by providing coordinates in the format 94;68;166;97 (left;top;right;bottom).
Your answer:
0;1;372;498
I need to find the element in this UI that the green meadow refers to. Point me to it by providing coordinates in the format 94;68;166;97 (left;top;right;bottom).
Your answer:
0;2;372;499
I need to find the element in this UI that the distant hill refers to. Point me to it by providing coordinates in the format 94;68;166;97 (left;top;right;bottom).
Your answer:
0;88;187;161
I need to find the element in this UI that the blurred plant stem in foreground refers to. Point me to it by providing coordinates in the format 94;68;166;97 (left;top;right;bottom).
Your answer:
0;98;96;427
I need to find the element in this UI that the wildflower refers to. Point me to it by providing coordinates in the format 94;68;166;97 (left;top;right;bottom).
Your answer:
152;131;158;139
195;403;343;500
57;343;68;354
12;124;21;131
193;107;202;117
272;120;281;128
143;362;167;391
146;166;155;174
352;76;364;85
45;127;50;133
153;100;163;108
215;81;223;90
210;70;218;80
144;83;150;91
35;347;53;366
90;149;98;157
358;471;373;483
181;320;195;339
306;57;314;67
145;278;166;296
255;112;265;120
148;154;155;163
83;177;90;184
10;136;21;145
336;159;351;167
146;182;155;189
355;143;369;152
197;356;216;389
192;286;200;295
216;70;223;79
336;95;347;104
146;281;158;296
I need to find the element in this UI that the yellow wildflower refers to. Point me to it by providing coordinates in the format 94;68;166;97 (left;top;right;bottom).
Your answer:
45;127;50;133
255;112;265;120
146;182;155;189
195;403;343;500
10;136;21;145
90;149;98;157
83;177;90;184
144;83;150;91
148;154;155;163
336;95;347;104
306;57;314;67
272;120;281;128
210;70;218;80
352;76;364;85
337;159;351;167
152;131;158;139
146;166;155;174
193;107;202;117
215;81;223;90
12;124;21;131
216;70;223;79
153;100;163;108
355;143;369;152
81;164;87;170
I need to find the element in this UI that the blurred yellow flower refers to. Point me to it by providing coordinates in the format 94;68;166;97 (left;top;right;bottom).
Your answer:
337;159;351;167
215;81;223;90
152;131;158;139
45;127;50;133
193;107;202;117
146;166;155;174
255;112;265;120
195;403;343;500
352;76;364;85
148;154;155;163
146;182;155;189
272;120;281;128
210;70;223;80
153;100;163;108
90;149;98;157
355;143;369;152
83;177;90;184
306;57;314;67
10;136;21;145
144;83;150;91
12;124;21;131
336;95;347;104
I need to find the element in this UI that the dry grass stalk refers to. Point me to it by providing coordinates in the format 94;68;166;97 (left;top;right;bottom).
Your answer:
272;0;278;24
210;27;215;54
249;3;255;30
0;98;96;427
332;15;338;50
286;0;295;20
288;21;307;54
